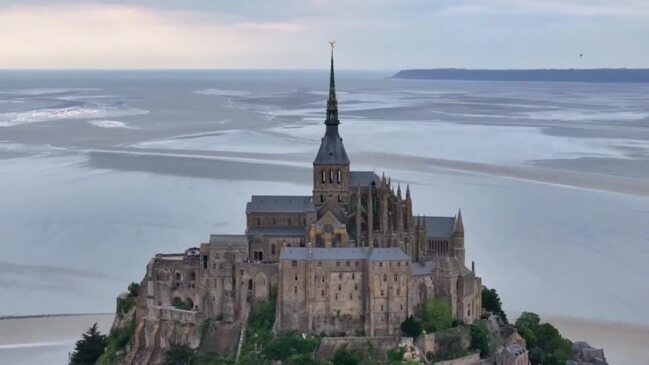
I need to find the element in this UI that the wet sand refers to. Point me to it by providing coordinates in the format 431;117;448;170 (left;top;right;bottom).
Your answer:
0;314;114;365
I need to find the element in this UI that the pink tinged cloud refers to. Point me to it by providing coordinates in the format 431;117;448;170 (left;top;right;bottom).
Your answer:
0;4;305;69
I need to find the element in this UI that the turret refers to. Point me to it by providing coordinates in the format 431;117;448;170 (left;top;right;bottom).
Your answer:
453;209;465;265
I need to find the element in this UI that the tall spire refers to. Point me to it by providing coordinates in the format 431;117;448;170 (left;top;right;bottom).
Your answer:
313;41;349;165
455;209;464;233
325;42;339;126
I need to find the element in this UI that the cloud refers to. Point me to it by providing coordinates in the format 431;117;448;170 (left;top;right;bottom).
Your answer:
0;4;305;68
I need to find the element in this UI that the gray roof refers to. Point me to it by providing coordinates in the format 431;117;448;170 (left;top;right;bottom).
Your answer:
313;126;350;165
246;195;315;214
505;344;527;357
424;216;456;238
208;234;247;248
279;247;411;262
350;171;381;186
368;247;411;262
247;226;306;237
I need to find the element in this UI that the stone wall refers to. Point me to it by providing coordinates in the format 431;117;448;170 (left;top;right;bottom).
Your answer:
433;353;480;365
314;336;400;364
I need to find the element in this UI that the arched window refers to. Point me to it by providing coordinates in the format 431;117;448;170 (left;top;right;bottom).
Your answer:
271;244;276;255
337;195;341;203
321;170;326;183
329;170;333;183
175;272;182;281
337;170;341;184
190;271;196;281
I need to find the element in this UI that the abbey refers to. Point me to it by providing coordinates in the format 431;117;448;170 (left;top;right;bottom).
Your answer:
142;51;482;338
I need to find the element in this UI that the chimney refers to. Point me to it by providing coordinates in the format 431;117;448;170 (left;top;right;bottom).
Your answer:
471;261;475;274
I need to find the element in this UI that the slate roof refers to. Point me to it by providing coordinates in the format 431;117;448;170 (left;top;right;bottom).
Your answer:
246;195;315;214
350;171;381;186
313;128;350;165
279;247;412;262
247;226;306;236
208;234;247;248
368;247;411;261
505;344;527;357
423;216;456;238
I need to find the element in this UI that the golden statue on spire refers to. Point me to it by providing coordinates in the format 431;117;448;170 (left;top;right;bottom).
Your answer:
328;40;336;49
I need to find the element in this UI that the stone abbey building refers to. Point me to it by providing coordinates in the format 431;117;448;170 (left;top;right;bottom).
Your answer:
142;51;482;338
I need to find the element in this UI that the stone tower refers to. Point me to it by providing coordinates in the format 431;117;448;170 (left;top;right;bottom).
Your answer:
453;209;465;265
313;47;350;209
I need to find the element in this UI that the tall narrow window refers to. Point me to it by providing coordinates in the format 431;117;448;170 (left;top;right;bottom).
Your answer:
320;194;324;203
257;217;261;226
271;244;276;255
321;170;326;183
329;170;333;183
337;170;341;184
337;195;342;203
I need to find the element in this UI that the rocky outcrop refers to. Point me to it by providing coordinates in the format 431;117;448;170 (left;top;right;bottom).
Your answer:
126;317;201;365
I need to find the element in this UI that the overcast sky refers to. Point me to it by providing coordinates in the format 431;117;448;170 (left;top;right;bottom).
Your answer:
0;0;647;69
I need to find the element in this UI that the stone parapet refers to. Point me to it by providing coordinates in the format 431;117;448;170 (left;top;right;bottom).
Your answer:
148;305;203;324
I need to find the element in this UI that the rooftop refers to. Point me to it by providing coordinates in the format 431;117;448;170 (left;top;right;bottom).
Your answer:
279;246;411;262
208;234;247;248
350;171;381;187
424;216;456;238
246;195;315;214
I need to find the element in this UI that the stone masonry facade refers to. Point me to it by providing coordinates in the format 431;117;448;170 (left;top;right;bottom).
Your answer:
140;50;482;337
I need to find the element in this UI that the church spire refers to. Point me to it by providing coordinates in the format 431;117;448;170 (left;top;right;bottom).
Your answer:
325;41;339;126
313;41;349;166
455;209;464;233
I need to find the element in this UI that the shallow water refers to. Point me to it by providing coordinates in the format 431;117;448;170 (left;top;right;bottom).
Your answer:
0;70;648;360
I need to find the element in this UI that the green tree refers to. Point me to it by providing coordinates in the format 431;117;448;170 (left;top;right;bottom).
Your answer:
481;287;507;323
387;347;405;363
469;322;490;358
515;312;540;329
515;312;573;365
69;323;107;365
400;315;423;337
332;345;363;365
263;331;320;361
127;282;140;297
163;344;196;365
421;298;454;332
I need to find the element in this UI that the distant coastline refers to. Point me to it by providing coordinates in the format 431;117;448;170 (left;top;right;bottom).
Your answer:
392;68;649;83
0;313;112;321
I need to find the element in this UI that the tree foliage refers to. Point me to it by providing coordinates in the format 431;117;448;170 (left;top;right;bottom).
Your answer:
163;344;197;365
420;298;454;332
515;312;573;365
332;345;363;365
263;331;321;362
400;315;423;337
481;287;507;323
127;282;140;297
69;323;108;365
469;322;490;358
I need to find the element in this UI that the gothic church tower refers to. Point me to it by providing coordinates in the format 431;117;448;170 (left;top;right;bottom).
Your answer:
313;47;350;208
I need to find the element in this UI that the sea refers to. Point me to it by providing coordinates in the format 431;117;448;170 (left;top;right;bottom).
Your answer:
0;70;648;364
